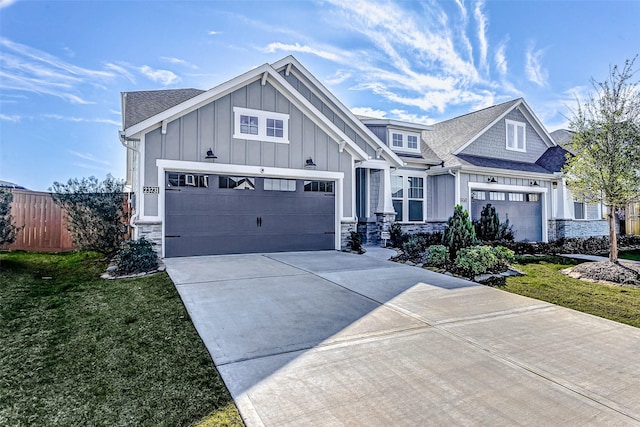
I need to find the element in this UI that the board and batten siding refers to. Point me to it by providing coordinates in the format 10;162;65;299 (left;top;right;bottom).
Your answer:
459;108;549;163
141;79;352;218
427;174;455;221
281;67;379;159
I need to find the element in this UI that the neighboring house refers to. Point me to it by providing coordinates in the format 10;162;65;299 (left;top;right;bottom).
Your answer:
119;56;607;258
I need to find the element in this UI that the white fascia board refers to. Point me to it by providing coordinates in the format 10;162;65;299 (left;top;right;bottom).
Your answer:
461;165;559;180
517;99;557;147
467;181;548;193
124;63;272;137
266;68;369;160
361;118;433;131
156;159;344;180
270;56;404;167
453;99;523;155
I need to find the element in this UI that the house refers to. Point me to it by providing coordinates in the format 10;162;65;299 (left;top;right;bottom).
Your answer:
119;56;607;258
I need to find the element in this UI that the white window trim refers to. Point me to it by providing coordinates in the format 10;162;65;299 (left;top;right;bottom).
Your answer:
233;106;289;144
387;129;421;154
391;171;426;222
505;119;526;152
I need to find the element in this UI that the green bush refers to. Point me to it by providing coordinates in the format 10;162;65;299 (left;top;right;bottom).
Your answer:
50;174;128;255
348;231;363;253
442;205;477;260
389;222;406;247
0;189;20;246
474;204;514;242
453;245;514;279
402;235;427;259
115;238;159;275
424;245;449;268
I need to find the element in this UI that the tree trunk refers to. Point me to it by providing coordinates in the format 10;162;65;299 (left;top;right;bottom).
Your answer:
609;207;618;263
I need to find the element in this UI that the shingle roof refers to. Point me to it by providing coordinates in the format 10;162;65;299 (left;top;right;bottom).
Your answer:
122;89;206;129
422;98;521;167
535;145;571;173
456;154;555;174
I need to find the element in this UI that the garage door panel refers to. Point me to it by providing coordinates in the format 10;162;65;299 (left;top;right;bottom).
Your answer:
471;191;542;242
165;173;336;257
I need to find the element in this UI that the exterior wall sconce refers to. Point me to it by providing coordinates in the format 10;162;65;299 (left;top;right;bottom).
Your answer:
530;180;540;186
205;149;217;160
552;181;558;189
305;157;316;169
488;176;497;183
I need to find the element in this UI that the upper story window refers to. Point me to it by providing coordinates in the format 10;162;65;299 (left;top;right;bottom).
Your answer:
388;129;421;153
233;107;289;144
392;133;403;147
506;119;526;152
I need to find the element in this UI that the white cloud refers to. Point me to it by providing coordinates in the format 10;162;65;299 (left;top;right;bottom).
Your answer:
44;114;120;126
474;0;489;74
264;42;342;62
389;109;433;125
525;43;548;86
105;62;136;83
495;39;508;77
69;150;112;166
161;56;198;69
139;65;180;85
0;0;17;8
350;107;387;118
208;30;221;36
0;113;21;122
324;70;352;85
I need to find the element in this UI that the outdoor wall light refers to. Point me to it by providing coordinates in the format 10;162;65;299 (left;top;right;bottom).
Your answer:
552;181;558;189
488;176;497;183
530;180;540;186
205;149;217;160
305;157;316;169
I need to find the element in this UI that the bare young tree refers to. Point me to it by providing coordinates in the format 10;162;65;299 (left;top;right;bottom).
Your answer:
564;56;640;262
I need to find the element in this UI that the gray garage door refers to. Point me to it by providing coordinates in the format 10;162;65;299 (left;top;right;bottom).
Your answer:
165;172;335;257
471;190;542;241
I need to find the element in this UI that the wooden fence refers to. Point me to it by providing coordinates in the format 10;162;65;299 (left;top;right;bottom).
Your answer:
6;190;75;252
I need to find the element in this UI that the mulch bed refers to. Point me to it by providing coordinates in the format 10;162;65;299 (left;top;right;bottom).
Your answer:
562;261;640;287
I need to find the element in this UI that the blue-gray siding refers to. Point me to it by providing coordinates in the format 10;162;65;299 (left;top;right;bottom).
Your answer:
142;79;352;217
460;108;549;163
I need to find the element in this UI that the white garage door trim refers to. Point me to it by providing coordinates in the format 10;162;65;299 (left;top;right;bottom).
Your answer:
157;159;344;258
467;182;549;243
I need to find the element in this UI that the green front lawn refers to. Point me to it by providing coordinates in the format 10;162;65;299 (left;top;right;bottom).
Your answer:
619;250;640;261
504;256;640;328
0;251;243;427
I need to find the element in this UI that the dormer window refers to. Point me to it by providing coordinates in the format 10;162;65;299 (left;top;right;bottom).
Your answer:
388;129;420;153
233;107;289;144
506;119;526;152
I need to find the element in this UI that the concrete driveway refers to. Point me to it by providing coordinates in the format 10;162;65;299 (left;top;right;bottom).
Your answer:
165;251;640;426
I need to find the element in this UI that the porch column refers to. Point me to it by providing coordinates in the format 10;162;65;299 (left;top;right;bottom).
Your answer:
376;165;396;215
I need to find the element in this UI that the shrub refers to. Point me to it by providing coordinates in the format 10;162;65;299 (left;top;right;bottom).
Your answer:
0;189;20;246
442;205;477;260
389;222;406;247
424;245;449;268
453;245;514;279
348;231;363;253
492;245;515;270
50;175;128;255
474;204;514;242
402;235;427;260
114;238;159;275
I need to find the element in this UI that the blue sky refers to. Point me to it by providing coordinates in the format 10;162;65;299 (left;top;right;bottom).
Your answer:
1;0;638;191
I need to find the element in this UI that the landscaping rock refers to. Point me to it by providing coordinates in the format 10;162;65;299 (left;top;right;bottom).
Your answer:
562;261;640;287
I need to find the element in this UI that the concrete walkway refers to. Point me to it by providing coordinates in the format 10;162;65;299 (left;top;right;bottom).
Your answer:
165;251;640;426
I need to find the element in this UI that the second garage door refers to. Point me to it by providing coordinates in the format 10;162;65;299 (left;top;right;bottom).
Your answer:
165;172;336;257
471;190;542;242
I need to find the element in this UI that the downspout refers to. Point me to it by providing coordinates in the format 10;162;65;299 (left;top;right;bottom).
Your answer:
119;131;141;236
